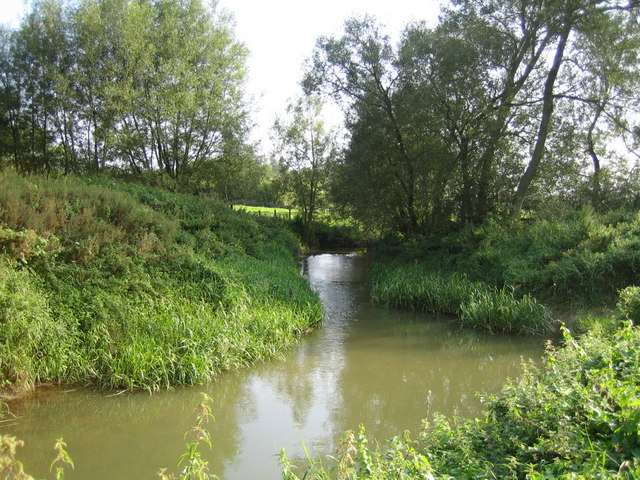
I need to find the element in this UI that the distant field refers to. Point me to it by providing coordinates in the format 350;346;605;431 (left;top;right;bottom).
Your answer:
233;205;356;228
233;205;297;218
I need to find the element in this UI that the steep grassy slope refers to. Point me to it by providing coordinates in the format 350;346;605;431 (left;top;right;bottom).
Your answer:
0;171;322;395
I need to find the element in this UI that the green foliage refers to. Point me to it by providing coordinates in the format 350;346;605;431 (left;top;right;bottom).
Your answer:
280;321;640;479
159;394;218;480
305;3;640;232
280;426;435;480
1;0;249;182
371;264;553;335
376;207;640;305
617;286;640;325
272;95;338;245
460;289;552;335
0;171;322;393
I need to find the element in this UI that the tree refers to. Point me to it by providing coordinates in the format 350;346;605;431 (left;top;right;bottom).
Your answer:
305;17;446;233
306;14;530;231
272;96;337;244
1;0;251;187
509;0;640;219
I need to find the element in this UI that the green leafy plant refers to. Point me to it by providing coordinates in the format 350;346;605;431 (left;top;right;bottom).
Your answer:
158;394;218;480
0;171;323;394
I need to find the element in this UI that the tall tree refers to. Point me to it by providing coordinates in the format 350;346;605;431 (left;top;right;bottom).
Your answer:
510;0;640;219
273;96;337;244
305;17;445;233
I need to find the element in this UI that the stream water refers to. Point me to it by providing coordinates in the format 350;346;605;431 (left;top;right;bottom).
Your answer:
4;253;544;479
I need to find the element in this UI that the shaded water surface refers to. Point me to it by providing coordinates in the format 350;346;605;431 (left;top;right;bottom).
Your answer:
4;253;544;479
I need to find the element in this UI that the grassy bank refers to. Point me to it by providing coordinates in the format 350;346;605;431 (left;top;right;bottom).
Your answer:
371;264;553;335
0;170;323;396
371;208;640;334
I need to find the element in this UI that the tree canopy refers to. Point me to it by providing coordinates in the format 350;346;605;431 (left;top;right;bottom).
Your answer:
0;0;249;186
304;0;640;232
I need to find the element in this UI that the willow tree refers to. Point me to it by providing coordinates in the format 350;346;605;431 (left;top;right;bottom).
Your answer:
305;17;451;233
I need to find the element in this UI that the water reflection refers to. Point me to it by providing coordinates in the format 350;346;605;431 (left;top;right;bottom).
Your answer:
4;253;544;480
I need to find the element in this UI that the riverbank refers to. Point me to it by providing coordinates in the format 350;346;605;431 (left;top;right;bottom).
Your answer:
0;171;323;398
288;212;640;478
370;209;640;334
283;316;639;479
1;252;544;479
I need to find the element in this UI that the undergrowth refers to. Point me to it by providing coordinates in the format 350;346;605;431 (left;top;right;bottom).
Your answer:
280;314;640;479
0;170;322;394
371;207;640;334
375;207;640;305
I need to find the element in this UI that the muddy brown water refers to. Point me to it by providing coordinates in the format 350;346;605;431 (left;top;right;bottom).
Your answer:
3;253;544;479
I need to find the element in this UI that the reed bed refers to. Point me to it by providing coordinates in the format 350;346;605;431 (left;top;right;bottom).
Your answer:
371;263;553;335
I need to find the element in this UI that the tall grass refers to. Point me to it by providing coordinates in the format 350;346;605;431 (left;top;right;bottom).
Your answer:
371;264;553;335
374;206;640;304
0;170;323;394
459;288;551;335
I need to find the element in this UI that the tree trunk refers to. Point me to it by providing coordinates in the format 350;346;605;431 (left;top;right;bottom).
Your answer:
587;104;603;208
511;24;571;221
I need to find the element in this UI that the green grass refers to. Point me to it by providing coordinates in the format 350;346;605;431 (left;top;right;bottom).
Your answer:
0;170;323;394
234;204;297;219
371;263;554;335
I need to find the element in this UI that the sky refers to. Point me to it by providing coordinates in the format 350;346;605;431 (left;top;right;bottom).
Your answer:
0;0;443;155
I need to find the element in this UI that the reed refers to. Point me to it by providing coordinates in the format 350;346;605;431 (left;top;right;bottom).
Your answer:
459;288;552;335
372;263;554;335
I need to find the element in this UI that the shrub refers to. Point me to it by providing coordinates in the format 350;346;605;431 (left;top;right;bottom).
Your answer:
617;286;640;324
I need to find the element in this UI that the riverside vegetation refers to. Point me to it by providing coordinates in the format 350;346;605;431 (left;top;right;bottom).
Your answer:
2;0;640;475
0;169;322;396
371;207;640;335
280;315;640;479
281;209;640;478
